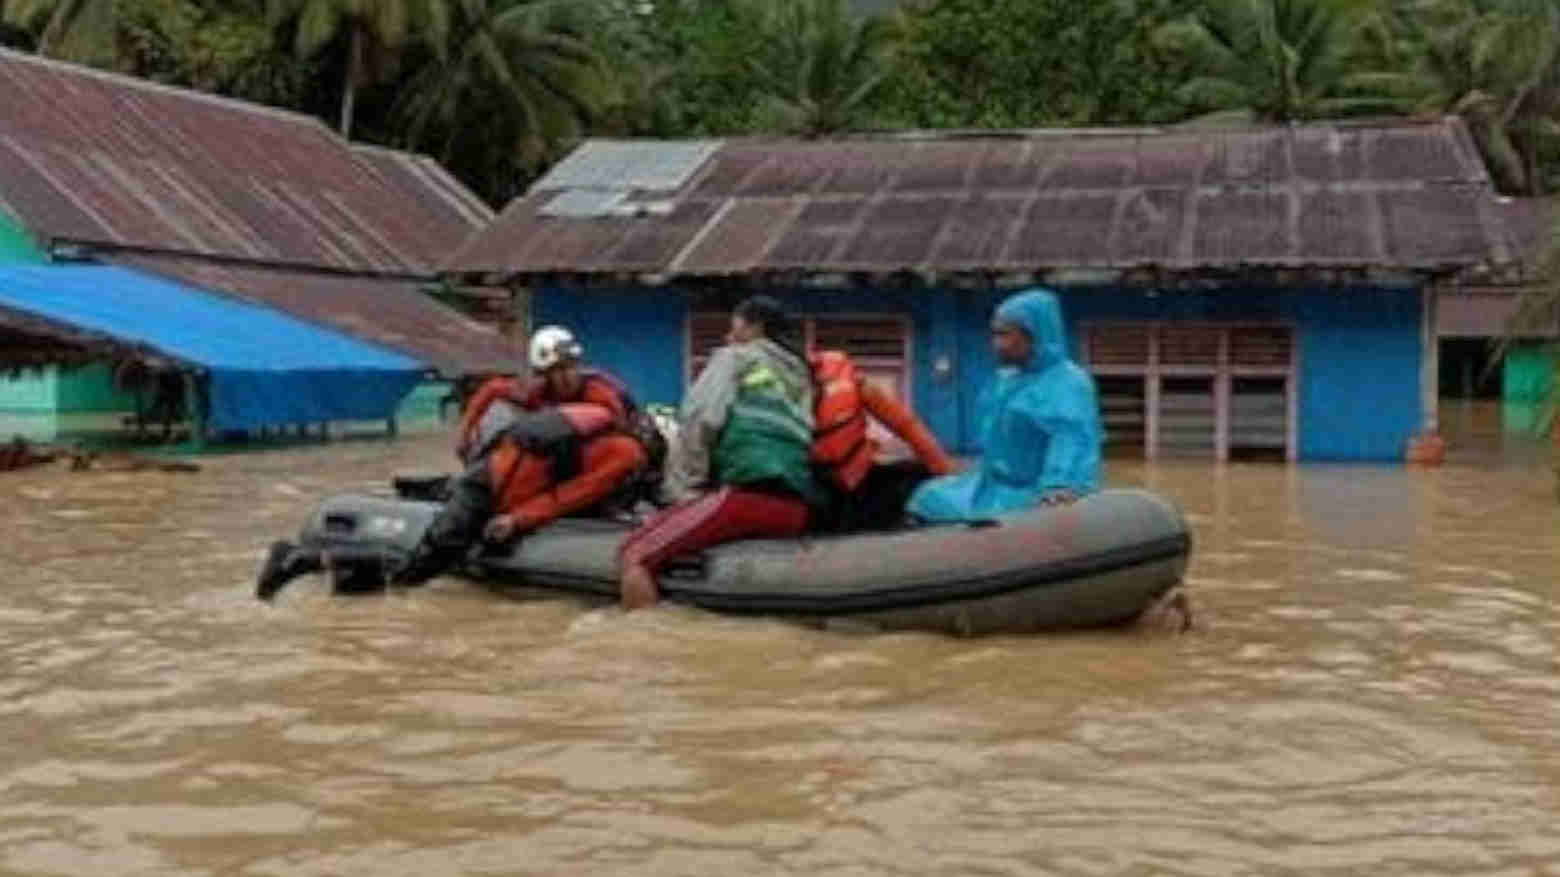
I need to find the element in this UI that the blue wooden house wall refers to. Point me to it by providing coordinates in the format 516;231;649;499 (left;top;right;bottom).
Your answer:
535;285;1424;462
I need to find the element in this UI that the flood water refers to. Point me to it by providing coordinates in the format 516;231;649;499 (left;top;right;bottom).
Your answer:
2;412;1558;876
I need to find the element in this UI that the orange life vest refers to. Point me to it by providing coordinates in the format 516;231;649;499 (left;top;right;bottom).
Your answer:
810;351;875;491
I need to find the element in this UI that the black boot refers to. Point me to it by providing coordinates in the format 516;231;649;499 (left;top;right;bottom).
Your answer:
255;540;324;601
324;548;394;594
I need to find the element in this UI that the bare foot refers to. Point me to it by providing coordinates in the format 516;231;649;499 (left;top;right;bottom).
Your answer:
1138;586;1194;634
619;562;660;610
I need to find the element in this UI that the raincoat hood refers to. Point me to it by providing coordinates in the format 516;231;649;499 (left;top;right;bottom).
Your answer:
905;286;1102;522
994;288;1067;372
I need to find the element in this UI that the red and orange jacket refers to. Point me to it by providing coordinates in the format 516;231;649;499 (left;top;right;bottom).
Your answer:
809;350;957;492
454;370;634;462
453;371;645;530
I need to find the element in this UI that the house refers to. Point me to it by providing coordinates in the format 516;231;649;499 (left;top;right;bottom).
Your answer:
1437;197;1556;434
0;47;520;440
444;118;1517;463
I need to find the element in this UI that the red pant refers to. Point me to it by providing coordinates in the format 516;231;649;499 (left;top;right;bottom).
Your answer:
619;487;809;572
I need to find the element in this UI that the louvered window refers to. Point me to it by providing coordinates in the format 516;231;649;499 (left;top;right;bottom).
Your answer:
1081;323;1296;462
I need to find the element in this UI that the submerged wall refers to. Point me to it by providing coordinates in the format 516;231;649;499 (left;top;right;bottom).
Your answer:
535;284;1424;462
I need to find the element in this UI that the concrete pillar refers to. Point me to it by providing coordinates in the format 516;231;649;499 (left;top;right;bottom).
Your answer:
1421;283;1440;434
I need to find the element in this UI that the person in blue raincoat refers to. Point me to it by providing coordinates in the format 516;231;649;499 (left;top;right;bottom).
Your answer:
907;288;1103;522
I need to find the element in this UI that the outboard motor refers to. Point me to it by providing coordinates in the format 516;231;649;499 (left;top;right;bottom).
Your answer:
297;494;445;593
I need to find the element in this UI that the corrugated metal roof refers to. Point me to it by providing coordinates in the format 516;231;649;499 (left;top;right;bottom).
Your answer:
0;48;492;274
1494;197;1555;266
117;255;521;378
529;139;723;192
540;189;628;218
446;119;1519;283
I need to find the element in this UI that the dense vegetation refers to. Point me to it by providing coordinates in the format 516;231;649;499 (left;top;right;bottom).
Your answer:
2;0;1556;206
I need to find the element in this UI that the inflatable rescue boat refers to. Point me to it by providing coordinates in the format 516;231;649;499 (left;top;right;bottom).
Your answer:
293;485;1192;636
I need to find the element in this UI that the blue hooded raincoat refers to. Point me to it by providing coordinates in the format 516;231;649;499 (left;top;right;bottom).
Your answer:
907;289;1103;522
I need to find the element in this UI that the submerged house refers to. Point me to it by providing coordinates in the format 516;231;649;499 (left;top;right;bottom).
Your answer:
447;118;1517;462
0;47;518;441
1437;196;1556;435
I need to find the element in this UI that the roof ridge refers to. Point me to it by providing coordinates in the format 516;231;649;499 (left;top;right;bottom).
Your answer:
0;46;335;134
353;145;496;223
572;117;1462;149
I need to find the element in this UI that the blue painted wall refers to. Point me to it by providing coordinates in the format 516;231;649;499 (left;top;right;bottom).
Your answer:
1289;290;1423;460
534;284;1424;462
534;288;687;406
1057;287;1423;461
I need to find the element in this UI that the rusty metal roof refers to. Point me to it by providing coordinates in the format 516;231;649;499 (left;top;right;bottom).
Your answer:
116;254;521;378
1493;197;1554;266
0;48;492;274
446;118;1520;284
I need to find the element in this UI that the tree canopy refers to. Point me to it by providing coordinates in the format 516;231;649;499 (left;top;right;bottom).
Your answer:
2;0;1557;203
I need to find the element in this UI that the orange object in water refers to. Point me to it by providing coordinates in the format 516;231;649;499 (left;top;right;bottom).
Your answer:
1405;432;1446;466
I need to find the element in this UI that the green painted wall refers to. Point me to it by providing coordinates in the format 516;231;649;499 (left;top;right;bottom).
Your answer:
0;367;58;412
0;211;52;435
0;369;58;441
55;363;138;412
1502;344;1559;435
395;380;452;427
0;365;138;441
0;210;43;263
1504;343;1557;402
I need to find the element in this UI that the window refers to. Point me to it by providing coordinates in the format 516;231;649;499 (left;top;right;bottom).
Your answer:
1082;323;1296;462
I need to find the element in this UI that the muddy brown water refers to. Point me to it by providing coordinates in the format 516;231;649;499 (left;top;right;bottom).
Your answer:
2;420;1558;876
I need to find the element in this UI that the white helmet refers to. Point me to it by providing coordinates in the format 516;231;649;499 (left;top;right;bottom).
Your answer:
529;325;583;371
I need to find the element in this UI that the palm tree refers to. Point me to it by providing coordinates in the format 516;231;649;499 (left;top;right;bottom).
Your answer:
1;0;116;64
1377;0;1560;193
392;0;611;203
740;0;904;136
1153;0;1405;122
1495;0;1560;194
268;0;443;138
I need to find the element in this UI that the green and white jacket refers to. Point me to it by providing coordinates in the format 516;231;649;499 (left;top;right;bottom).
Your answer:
662;338;822;506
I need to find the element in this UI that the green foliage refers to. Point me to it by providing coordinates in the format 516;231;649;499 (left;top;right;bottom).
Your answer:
579;0;775;137
118;0;316;106
1369;0;1560;194
1;14;38;49
882;0;1199;128
740;0;905;136
2;0;1558;204
266;0;442;135
1152;0;1407;122
390;0;612;204
2;0;117;64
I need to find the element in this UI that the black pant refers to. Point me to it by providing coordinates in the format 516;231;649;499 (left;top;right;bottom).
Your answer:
813;461;934;534
388;457;497;586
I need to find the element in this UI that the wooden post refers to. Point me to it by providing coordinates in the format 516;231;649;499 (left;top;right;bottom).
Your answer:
1145;328;1160;461
181;370;206;453
508;283;533;349
1214;329;1230;463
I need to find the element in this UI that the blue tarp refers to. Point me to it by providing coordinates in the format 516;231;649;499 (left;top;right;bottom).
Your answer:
0;263;425;432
